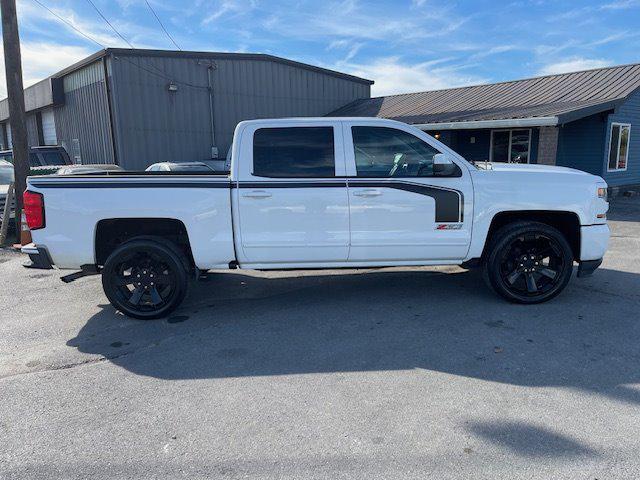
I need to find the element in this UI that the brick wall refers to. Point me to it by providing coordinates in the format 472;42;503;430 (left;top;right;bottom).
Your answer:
537;126;559;165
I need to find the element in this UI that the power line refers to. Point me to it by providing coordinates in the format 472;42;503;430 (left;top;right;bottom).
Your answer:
144;0;182;51
31;0;208;90
84;0;134;48
31;0;104;49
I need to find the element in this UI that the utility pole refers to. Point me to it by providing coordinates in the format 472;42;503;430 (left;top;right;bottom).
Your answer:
1;0;30;234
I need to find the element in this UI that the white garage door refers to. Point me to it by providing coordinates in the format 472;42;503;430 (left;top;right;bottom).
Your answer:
41;109;57;145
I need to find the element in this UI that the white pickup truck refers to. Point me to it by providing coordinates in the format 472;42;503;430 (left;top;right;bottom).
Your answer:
22;118;610;319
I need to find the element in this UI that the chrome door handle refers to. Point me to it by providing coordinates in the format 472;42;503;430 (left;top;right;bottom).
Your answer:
242;190;272;199
353;189;382;197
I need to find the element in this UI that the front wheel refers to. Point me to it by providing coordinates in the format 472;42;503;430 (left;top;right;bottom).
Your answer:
102;238;189;319
483;222;574;304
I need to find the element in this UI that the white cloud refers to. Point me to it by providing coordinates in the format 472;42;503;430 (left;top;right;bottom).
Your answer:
537;57;612;76
469;44;520;60
600;0;640;9
16;0;164;49
341;57;486;97
261;1;468;44
201;0;258;25
0;42;93;98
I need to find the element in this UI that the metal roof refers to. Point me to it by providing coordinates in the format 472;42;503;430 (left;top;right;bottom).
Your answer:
330;63;640;126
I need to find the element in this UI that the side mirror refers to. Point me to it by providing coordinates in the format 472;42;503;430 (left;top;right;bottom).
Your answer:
433;153;460;176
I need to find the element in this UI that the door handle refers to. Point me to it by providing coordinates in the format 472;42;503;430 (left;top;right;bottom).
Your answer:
353;189;382;197
242;190;272;199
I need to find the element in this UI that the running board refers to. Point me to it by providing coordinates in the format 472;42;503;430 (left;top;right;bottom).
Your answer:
60;265;100;283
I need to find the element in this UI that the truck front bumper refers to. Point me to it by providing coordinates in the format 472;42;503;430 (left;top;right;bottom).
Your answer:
577;259;602;278
21;243;54;270
576;224;609;278
580;224;610;261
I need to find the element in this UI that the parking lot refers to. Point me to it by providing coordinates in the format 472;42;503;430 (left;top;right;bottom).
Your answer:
0;196;639;479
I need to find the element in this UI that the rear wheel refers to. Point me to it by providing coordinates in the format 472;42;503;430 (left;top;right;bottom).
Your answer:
483;222;574;304
102;238;189;319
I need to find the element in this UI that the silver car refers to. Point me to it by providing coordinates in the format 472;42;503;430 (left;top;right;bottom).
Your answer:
0;160;15;221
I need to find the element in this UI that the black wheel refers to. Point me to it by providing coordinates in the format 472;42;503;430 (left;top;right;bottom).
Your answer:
483;222;574;304
102;238;189;319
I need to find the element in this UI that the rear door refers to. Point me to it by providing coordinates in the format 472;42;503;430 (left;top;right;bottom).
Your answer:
344;121;473;262
234;121;349;266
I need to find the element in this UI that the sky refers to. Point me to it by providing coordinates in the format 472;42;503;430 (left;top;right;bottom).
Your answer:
1;0;640;98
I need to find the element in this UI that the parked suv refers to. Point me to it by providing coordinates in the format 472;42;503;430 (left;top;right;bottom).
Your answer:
0;146;72;174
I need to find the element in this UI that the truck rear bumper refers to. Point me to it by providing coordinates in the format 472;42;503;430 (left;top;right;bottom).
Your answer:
21;243;54;270
580;224;610;261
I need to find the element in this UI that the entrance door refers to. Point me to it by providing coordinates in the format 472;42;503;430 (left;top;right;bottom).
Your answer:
344;122;473;262
236;123;350;266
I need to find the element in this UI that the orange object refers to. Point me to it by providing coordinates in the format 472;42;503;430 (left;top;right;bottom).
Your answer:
20;210;32;246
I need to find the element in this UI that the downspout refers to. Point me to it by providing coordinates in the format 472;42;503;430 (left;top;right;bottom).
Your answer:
207;63;218;158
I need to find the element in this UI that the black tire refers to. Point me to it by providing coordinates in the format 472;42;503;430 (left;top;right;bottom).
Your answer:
102;237;189;319
483;221;574;304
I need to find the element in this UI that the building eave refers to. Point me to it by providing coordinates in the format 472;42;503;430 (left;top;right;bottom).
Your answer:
413;116;559;131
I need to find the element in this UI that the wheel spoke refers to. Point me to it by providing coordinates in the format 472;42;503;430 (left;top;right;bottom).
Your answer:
525;273;538;293
538;267;557;279
156;272;172;284
115;275;134;286
129;287;144;305
506;269;522;284
149;287;163;305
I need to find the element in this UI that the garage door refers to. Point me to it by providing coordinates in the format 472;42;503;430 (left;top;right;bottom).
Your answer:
41;109;57;145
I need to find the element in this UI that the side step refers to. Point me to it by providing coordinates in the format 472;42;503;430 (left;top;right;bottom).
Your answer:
61;265;100;283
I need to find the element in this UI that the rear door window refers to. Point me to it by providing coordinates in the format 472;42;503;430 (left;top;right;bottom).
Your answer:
253;127;335;178
40;151;66;166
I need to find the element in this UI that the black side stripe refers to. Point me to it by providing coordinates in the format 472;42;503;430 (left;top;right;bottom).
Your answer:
236;181;347;189
348;181;463;223
32;179;463;223
31;181;230;189
235;181;463;222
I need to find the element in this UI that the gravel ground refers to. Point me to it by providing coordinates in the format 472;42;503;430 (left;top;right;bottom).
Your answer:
0;197;639;479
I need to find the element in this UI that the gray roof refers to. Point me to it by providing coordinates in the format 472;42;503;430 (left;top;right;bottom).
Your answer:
330;63;640;125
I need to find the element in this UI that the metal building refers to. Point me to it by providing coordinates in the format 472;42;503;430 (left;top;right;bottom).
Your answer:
0;48;373;170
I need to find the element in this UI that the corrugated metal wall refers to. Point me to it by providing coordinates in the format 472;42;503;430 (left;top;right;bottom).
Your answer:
54;60;115;164
25;114;39;147
109;53;370;170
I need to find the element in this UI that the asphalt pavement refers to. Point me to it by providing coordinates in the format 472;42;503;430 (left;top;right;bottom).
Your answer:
1;197;639;479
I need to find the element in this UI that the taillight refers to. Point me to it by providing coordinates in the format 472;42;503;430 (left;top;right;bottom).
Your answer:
23;191;45;230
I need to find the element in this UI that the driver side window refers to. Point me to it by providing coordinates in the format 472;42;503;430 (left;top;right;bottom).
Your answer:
352;126;444;178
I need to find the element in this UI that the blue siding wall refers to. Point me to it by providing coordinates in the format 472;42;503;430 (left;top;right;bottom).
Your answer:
602;88;640;187
452;129;491;162
556;113;607;176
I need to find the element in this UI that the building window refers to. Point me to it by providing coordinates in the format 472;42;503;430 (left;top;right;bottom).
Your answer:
253;127;335;178
490;129;531;163
608;123;631;171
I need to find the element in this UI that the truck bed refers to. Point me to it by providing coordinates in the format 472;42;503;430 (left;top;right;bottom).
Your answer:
27;173;235;269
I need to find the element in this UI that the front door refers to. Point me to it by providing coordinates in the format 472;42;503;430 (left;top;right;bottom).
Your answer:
236;123;349;266
344;122;473;262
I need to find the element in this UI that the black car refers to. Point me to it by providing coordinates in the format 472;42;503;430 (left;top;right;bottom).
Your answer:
0;146;72;172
